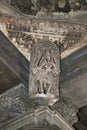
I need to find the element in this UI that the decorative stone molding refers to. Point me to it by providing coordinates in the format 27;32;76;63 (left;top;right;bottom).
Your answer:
0;83;30;124
52;89;78;125
0;84;78;129
0;106;75;130
0;15;87;60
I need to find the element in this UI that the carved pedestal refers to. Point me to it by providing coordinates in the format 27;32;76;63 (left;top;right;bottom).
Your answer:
29;40;60;106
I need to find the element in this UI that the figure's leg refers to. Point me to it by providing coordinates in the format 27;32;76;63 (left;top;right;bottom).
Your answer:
40;80;44;93
43;82;47;94
43;82;51;94
47;83;51;93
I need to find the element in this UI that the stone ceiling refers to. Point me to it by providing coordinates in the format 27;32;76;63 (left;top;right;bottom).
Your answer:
0;1;87;130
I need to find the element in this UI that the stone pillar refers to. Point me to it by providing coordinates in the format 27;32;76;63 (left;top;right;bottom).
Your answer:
29;40;60;106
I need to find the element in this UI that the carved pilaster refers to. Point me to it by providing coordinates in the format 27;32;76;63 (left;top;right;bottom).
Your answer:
29;40;60;106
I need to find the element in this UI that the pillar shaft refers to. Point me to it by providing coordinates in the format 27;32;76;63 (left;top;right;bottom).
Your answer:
29;40;60;106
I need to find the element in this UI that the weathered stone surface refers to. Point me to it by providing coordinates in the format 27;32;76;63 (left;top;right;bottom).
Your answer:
0;82;77;130
51;89;78;125
4;0;87;14
29;40;60;106
74;105;87;130
0;31;29;88
0;107;75;130
60;45;87;108
0;83;29;125
0;14;86;60
0;0;23;16
0;3;87;130
0;61;20;93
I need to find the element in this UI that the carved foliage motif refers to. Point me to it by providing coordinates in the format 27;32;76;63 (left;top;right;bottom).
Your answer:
0;16;86;60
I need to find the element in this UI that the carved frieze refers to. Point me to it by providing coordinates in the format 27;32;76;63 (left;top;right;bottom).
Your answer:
0;15;87;60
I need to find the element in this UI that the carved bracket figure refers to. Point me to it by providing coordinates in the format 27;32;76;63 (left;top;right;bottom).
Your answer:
29;40;60;106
